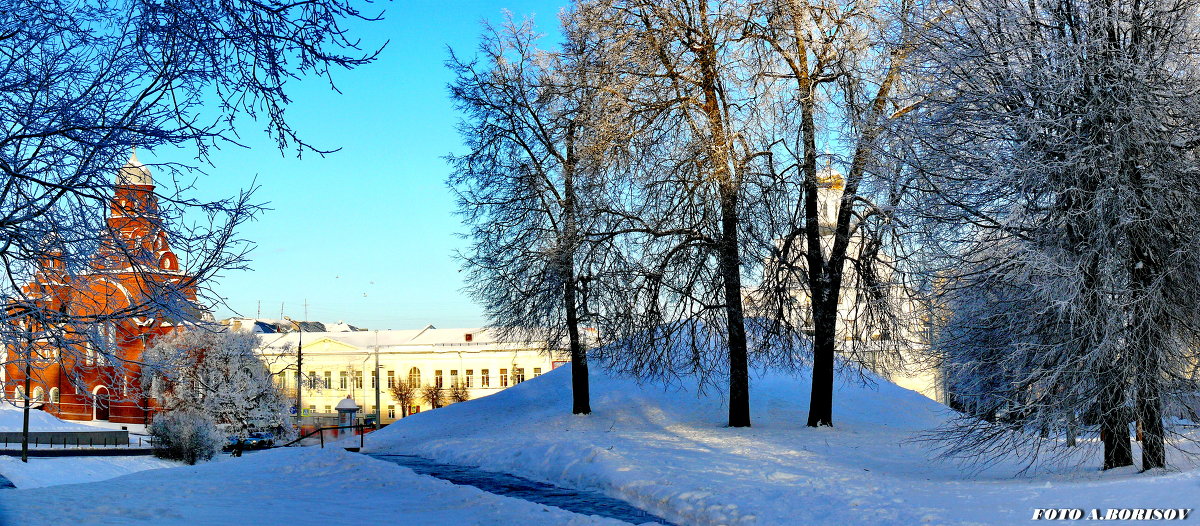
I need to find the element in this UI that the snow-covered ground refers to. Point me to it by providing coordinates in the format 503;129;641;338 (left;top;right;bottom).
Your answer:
1;363;1197;525
0;447;624;525
362;364;1200;525
0;404;101;432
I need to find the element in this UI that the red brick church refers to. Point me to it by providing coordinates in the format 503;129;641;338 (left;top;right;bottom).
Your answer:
4;151;195;424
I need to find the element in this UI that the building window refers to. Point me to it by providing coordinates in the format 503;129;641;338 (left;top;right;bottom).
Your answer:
339;371;348;390
465;369;473;388
323;371;332;389
308;371;318;389
514;368;525;384
533;367;542;377
387;370;395;388
387;405;396;419
481;369;490;388
324;405;332;413
32;386;44;402
308;404;316;413
450;370;458;387
49;387;60;404
500;368;508;387
408;367;421;387
435;370;443;389
353;371;363;390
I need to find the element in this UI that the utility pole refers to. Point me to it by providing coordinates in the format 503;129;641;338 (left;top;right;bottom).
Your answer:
374;330;381;425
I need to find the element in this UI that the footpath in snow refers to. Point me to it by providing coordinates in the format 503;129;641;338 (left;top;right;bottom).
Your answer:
363;364;1200;525
0;447;628;525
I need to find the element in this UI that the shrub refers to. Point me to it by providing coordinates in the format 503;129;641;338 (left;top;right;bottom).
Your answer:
149;410;223;465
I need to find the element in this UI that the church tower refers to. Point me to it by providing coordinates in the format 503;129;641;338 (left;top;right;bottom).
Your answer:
97;150;180;273
5;150;197;424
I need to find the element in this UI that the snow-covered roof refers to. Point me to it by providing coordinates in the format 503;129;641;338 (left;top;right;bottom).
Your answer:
254;325;550;354
335;396;359;411
117;150;153;187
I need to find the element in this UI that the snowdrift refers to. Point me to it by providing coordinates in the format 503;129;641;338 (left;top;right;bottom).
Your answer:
0;404;98;432
366;361;957;525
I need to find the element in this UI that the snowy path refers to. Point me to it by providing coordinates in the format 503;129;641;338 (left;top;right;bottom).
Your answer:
0;448;631;525
366;452;674;525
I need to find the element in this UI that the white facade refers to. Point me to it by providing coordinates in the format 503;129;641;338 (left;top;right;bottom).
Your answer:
253;326;566;424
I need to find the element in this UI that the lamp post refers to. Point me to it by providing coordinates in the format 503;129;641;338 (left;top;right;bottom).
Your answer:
374;330;381;425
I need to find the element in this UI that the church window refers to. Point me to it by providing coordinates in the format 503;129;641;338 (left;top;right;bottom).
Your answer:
32;387;44;402
49;388;60;404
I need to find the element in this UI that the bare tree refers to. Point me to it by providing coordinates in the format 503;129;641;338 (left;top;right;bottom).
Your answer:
903;0;1200;470
448;381;470;404
448;11;631;415
388;380;416;418
420;384;444;411
575;0;919;429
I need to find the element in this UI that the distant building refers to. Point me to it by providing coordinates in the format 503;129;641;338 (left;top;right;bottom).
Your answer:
251;325;567;425
4;152;196;424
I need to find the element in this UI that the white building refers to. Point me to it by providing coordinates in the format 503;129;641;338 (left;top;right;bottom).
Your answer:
252;325;566;424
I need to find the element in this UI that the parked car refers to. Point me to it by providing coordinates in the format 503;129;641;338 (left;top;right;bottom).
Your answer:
223;432;275;452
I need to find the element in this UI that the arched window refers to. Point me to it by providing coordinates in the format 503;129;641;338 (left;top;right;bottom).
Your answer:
407;367;421;387
32;387;44;402
49;387;60;404
14;386;25;401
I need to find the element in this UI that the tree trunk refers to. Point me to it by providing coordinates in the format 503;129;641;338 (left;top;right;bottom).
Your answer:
1138;372;1166;470
807;295;836;427
564;265;591;415
720;183;751;428
562;123;591;416
1101;377;1133;470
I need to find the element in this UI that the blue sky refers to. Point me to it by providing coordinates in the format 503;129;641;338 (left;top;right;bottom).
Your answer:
149;1;569;329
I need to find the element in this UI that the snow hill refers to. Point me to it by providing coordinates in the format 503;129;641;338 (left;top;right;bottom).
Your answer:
0;404;98;432
366;362;1200;525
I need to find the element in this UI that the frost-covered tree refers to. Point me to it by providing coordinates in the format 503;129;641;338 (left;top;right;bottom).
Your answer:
904;0;1200;470
144;327;295;441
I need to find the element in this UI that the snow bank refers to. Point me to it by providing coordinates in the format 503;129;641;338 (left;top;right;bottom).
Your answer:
365;363;1200;525
0;447;626;525
0;455;177;489
0;404;99;432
